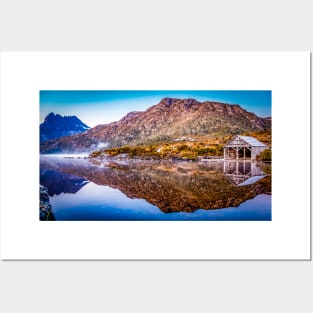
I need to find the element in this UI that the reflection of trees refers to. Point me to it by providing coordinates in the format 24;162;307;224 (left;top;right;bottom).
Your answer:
40;157;271;213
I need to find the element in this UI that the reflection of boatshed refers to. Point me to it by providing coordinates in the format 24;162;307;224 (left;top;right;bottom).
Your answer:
224;135;268;161
223;161;267;186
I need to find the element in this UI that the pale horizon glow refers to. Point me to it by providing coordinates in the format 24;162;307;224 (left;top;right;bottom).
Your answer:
40;90;272;128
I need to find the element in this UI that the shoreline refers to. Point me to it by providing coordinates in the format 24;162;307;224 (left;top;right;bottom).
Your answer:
40;153;271;166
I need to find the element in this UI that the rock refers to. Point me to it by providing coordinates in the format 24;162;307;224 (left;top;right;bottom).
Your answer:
40;185;55;221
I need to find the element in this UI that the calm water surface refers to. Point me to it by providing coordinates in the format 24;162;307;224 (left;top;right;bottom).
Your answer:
40;155;271;221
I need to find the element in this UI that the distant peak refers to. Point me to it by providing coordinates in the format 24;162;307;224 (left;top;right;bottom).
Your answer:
45;112;63;118
46;112;56;118
44;112;57;123
42;112;90;128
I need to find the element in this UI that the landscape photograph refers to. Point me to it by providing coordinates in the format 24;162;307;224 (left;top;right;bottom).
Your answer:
40;90;272;221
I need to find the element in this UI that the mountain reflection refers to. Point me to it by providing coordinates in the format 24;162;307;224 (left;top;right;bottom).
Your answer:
40;169;89;196
40;156;271;213
40;157;90;196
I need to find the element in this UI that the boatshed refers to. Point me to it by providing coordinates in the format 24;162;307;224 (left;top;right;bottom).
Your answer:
224;135;268;161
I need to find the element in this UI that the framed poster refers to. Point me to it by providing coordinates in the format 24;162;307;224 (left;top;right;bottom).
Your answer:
0;52;310;259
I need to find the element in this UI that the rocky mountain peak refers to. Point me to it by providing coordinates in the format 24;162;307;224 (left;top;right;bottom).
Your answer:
159;97;200;108
44;112;59;123
40;112;90;143
160;97;180;106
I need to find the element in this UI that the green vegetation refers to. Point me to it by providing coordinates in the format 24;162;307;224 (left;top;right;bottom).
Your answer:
88;130;272;161
257;149;272;162
104;146;131;156
261;163;272;175
89;150;103;158
90;141;225;160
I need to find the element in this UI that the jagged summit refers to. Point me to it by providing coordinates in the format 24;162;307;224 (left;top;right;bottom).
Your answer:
40;112;90;143
159;97;200;107
44;112;58;122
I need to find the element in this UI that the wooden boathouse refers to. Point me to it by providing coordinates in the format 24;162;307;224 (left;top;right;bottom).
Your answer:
224;135;268;161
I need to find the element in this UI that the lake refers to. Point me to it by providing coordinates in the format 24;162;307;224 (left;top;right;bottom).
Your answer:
40;155;271;221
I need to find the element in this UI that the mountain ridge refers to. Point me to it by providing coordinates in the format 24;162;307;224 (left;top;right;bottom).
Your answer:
40;98;271;153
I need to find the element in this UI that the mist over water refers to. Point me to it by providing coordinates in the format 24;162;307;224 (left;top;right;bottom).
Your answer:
41;153;89;158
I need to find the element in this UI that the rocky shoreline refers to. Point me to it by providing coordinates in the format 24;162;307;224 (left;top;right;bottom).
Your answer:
40;185;55;221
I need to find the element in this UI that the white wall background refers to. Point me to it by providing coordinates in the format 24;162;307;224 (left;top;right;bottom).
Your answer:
0;1;312;313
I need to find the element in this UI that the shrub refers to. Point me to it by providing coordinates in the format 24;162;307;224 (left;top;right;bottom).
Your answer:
258;149;272;162
177;144;189;151
89;150;102;158
181;152;197;160
196;147;210;155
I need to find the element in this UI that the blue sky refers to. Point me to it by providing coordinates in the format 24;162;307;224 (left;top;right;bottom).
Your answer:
40;90;271;128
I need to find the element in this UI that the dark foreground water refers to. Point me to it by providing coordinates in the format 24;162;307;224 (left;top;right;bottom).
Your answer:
40;155;271;221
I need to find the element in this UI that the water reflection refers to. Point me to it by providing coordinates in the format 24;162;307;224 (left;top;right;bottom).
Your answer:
223;161;267;186
40;156;271;220
40;168;89;196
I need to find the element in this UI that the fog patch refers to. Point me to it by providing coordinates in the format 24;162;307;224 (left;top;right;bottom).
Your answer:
97;142;109;149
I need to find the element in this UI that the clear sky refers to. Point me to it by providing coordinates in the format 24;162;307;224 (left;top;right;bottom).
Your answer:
40;90;271;128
